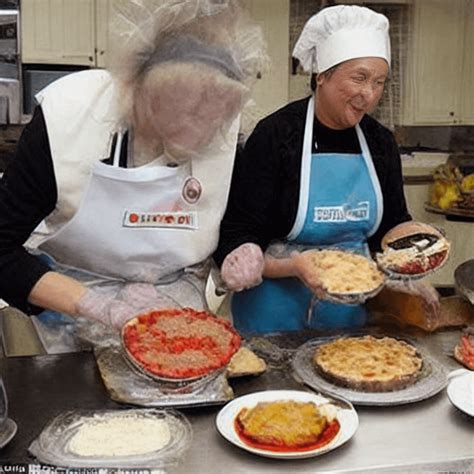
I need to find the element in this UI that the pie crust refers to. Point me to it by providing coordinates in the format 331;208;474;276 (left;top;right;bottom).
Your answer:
122;308;241;380
303;250;385;295
313;336;423;392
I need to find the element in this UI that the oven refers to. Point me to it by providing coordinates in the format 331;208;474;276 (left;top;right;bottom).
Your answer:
0;0;21;124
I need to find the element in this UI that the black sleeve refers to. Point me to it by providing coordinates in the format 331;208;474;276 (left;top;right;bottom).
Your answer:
213;120;285;267
367;123;411;252
0;106;57;312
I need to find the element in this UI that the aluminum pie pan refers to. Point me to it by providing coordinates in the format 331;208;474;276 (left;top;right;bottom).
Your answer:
292;336;448;406
120;311;241;384
121;341;225;385
322;280;385;305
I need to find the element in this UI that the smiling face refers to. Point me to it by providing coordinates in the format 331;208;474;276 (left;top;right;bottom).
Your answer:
315;57;389;130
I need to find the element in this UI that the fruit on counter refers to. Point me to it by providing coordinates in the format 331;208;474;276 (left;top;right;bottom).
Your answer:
430;163;463;209
461;173;474;193
430;180;461;209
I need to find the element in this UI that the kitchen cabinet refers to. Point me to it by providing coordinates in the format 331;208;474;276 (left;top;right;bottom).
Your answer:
21;0;289;119
242;0;290;118
402;0;474;125
21;0;96;66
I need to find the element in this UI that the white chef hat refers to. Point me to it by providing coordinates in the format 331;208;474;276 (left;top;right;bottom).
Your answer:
293;5;390;74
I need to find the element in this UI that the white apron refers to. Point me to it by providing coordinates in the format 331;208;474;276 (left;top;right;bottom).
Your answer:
38;128;238;284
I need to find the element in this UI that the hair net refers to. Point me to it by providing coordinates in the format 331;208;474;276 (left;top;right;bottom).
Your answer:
108;0;269;126
293;5;390;74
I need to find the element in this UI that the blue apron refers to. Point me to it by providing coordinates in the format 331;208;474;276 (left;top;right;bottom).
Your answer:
232;96;383;334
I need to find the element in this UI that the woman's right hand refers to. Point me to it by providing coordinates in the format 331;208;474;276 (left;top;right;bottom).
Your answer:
290;251;326;299
221;243;265;291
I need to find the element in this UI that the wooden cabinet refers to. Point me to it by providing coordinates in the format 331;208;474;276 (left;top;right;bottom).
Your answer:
21;0;290;119
243;0;290;118
21;0;96;66
403;0;474;125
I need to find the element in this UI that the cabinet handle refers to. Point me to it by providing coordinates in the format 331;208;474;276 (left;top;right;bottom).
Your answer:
449;111;455;116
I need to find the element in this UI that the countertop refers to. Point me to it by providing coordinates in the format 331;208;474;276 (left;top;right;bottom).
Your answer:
0;329;473;473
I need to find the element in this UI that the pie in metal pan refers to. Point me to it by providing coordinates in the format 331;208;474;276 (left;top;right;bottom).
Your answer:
376;222;450;279
301;249;385;304
313;335;423;392
122;308;241;382
292;335;448;406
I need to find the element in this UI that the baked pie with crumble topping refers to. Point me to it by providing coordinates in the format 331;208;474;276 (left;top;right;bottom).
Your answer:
302;249;385;295
313;336;423;392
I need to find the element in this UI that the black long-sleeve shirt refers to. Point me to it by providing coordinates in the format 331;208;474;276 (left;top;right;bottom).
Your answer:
0;107;56;312
214;96;411;266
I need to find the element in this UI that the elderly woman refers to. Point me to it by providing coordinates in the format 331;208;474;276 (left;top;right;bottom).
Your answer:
0;0;267;345
214;5;439;333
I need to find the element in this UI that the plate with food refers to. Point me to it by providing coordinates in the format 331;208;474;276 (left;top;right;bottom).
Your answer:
376;222;450;280
301;249;385;305
215;390;358;459
122;307;241;383
292;335;448;406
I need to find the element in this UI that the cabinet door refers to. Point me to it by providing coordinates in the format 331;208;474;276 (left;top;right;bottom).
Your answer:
460;0;474;124
21;0;95;66
410;0;465;124
243;0;289;119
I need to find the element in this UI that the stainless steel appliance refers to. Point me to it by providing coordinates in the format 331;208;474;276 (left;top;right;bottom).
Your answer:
0;0;21;124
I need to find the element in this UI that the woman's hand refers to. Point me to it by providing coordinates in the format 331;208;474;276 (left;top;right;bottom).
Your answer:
75;283;176;329
289;251;326;299
221;243;265;291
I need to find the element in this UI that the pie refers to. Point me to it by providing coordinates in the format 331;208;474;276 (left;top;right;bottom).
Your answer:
376;241;450;276
377;223;450;276
313;336;423;392
122;308;241;380
235;401;339;452
226;347;267;378
302;249;384;295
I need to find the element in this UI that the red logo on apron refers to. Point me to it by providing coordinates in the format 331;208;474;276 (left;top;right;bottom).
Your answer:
182;177;202;204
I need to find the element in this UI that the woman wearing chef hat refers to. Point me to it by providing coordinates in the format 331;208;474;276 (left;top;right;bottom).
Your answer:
0;0;267;345
214;5;439;333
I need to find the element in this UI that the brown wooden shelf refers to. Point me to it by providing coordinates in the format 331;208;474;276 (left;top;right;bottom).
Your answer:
424;203;474;221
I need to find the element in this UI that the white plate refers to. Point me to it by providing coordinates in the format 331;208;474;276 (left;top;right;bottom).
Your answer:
215;390;358;459
447;371;474;416
0;418;17;449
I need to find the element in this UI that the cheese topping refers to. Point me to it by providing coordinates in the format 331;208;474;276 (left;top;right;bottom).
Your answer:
68;414;171;457
378;239;450;272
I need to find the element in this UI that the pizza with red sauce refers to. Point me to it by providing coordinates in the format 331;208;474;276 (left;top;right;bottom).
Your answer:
122;308;241;380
